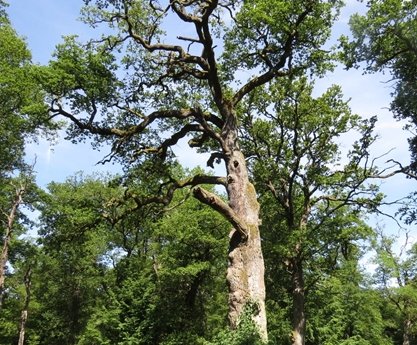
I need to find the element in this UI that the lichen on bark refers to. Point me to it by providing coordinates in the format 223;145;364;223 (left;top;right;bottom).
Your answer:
225;150;267;342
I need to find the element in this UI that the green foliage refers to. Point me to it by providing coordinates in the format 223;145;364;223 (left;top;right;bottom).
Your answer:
35;3;349;340
2;2;414;344
0;22;55;340
29;175;113;345
39;35;118;110
151;188;229;343
264;298;292;344
242;75;382;267
308;258;392;345
372;236;417;344
0;13;54;177
204;303;264;345
240;75;386;344
243;76;381;207
33;0;347;166
16;168;230;345
344;0;417;167
0;241;39;345
223;0;342;76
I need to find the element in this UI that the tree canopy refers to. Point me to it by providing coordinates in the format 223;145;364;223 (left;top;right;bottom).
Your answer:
344;0;417;170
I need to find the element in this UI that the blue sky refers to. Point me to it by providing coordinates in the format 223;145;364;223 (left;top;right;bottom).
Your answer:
7;0;113;187
7;1;416;251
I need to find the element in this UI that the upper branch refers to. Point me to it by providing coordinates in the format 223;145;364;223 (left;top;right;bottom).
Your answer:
119;2;212;78
233;70;288;107
50;101;198;138
121;0;225;111
232;5;314;106
381;159;417;180
132;123;206;158
193;1;225;113
170;0;202;23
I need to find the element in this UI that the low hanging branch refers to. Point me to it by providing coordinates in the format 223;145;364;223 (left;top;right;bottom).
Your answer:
105;175;249;241
192;186;248;239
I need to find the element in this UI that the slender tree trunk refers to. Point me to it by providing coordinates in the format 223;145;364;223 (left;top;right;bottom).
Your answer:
0;186;25;308
402;318;413;345
18;266;32;345
0;224;12;307
291;257;305;345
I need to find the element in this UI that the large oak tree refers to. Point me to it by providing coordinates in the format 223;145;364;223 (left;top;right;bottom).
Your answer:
40;0;343;338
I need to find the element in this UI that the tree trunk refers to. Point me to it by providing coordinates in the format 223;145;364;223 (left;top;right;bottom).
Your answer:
225;148;267;341
402;318;413;345
0;186;25;308
191;109;267;340
0;224;12;307
291;257;305;345
18;266;32;345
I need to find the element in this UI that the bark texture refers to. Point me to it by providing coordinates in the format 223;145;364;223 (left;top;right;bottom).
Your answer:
291;258;306;345
191;108;267;340
225;149;267;341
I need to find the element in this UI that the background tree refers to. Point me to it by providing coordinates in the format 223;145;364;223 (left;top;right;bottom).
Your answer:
32;174;115;345
0;4;57;333
0;3;54;179
80;168;230;345
308;246;392;345
343;5;417;341
0;240;39;345
38;0;344;338
373;234;417;345
343;0;417;170
27;169;230;345
0;169;43;345
240;76;386;345
0;170;38;307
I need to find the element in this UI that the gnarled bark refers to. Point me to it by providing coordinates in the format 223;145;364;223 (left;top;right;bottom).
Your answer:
225;147;267;340
193;121;267;340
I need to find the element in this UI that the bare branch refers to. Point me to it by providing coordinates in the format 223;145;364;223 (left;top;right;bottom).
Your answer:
177;35;201;44
155;123;206;157
50;103;198;138
385;159;417;179
105;173;227;226
170;0;202;23
207;152;225;168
